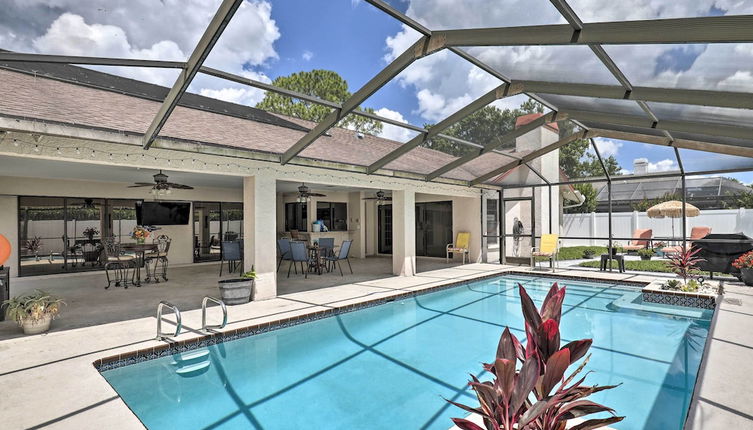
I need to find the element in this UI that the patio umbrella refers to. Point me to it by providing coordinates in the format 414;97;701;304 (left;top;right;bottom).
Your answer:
646;200;700;239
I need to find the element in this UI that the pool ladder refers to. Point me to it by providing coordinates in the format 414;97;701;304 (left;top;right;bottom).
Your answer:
156;301;182;341
155;297;227;341
201;296;228;333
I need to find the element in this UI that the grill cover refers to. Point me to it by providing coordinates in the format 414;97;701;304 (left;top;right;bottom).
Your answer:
694;233;753;275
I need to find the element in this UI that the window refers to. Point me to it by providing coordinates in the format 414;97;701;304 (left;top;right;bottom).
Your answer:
316;202;348;231
285;202;307;231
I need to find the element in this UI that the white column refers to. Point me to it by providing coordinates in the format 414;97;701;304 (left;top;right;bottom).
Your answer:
348;192;365;258
243;176;277;300
392;189;416;276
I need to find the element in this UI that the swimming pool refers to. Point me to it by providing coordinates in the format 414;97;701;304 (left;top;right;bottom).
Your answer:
102;275;711;430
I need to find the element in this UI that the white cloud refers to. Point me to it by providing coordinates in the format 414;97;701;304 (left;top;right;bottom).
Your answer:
302;50;314;61
374;107;417;142
13;1;281;106
593;138;623;158
647;159;677;172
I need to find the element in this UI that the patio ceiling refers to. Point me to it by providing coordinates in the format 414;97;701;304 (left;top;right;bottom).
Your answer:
1;0;753;189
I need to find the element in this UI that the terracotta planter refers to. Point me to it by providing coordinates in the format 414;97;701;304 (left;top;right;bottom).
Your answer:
21;313;52;335
740;268;753;287
218;279;255;305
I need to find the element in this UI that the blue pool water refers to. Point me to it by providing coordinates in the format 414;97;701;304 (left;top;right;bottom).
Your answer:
102;275;711;430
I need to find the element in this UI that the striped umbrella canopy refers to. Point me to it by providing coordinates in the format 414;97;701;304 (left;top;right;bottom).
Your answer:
646;200;700;219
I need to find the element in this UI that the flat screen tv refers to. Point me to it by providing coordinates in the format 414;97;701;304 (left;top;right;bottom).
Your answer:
136;201;191;225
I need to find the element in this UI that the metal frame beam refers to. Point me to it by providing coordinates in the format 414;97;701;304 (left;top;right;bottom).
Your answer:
366;83;523;173
471;130;591;186
568;110;753;142
280;35;441;164
142;0;244;149
0;52;185;68
425;110;563;182
437;15;753;46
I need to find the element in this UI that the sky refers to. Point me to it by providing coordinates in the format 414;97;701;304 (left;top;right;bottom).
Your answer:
1;0;753;182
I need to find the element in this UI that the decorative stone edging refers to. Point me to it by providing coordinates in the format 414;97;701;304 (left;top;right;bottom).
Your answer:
641;282;719;310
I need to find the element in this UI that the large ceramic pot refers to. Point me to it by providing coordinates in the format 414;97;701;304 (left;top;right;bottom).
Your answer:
21;313;52;335
218;279;255;305
740;268;753;287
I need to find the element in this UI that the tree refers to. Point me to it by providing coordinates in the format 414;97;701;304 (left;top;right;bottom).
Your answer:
256;69;382;134
423;99;544;157
558;121;622;179
722;191;753;209
564;183;598;213
631;192;682;212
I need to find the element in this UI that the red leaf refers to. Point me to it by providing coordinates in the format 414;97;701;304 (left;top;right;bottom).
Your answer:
493;358;516;402
562;339;592;364
568;416;625;430
518;284;543;329
541;283;566;323
542;348;571;396
510;355;539;414
450;418;486;430
496;327;520;362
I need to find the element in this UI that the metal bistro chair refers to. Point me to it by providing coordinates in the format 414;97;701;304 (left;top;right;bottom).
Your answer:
288;241;311;279
102;238;135;289
145;235;171;283
325;240;353;276
219;241;242;276
318;237;335;271
277;238;292;271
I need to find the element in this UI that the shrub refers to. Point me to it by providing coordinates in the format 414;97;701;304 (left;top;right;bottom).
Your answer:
448;283;624;430
666;248;704;284
3;290;64;325
732;251;753;269
637;248;655;258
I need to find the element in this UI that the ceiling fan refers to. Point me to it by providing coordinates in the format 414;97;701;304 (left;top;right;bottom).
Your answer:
362;190;392;204
296;183;326;203
128;170;193;196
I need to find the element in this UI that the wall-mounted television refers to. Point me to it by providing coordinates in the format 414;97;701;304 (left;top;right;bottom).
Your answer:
136;201;191;225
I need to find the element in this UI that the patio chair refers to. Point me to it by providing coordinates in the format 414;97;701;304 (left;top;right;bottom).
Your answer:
622;229;653;252
219;241;242;276
446;232;471;264
288;241;310;279
102;238;135;289
318;237;335;270
531;234;559;272
662;226;712;255
277;238;292;271
145;235;171;282
325;240;353;276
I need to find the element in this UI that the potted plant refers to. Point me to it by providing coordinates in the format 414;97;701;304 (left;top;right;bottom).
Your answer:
654;241;666;257
83;226;100;243
131;226;151;244
218;267;256;305
607;241;622;257
666;247;705;288
25;236;41;261
732;251;753;286
582;249;595;259
638;248;655;261
449;282;624;430
3;290;64;335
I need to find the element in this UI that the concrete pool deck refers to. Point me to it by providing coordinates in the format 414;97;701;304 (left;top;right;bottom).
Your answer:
0;264;750;429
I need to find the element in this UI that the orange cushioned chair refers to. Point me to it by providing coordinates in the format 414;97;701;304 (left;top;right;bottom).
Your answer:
622;229;653;252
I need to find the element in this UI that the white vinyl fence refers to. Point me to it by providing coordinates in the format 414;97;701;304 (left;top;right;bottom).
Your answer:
561;208;753;247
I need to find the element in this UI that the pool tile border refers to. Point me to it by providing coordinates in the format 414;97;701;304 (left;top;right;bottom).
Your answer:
94;270;650;372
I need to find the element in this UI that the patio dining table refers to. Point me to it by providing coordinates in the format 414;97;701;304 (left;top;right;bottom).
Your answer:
306;245;328;276
121;243;158;285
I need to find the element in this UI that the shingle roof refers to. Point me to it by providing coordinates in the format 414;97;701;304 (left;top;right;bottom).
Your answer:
0;61;506;182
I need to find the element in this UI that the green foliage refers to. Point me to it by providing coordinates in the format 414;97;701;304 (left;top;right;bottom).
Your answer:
241;270;257;280
578;259;707;274
256;70;382;134
558;122;622;179
3;290;64;324
683;279;700;292
663;279;681;290
564;183;598;213
422;100;544;157
722;191;753;209
630;192;681;212
637;248;655;258
555;246;607;260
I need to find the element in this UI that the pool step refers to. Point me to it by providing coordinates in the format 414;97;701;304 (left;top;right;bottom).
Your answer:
175;360;210;376
170;349;209;365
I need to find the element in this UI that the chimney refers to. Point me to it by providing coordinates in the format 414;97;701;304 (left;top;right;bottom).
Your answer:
633;158;648;175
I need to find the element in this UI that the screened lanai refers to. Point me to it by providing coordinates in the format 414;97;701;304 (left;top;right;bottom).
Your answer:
1;0;753;277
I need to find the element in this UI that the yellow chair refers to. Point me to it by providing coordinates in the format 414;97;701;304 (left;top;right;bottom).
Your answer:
446;232;471;264
531;234;559;272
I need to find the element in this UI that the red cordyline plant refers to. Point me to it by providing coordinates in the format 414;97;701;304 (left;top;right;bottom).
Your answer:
666;247;704;284
732;251;753;270
448;283;624;430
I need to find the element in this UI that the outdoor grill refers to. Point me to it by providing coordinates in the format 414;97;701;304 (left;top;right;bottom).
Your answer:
693;233;753;279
